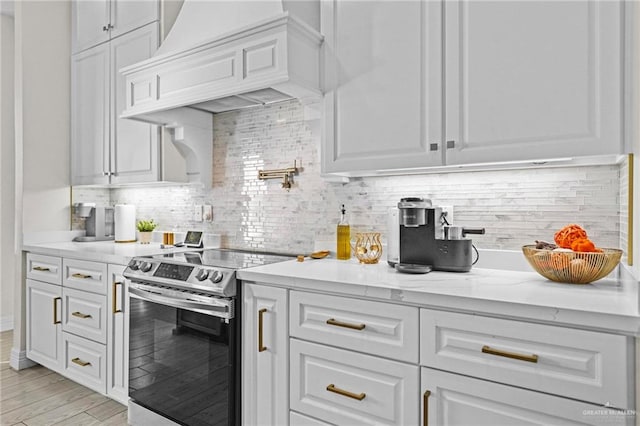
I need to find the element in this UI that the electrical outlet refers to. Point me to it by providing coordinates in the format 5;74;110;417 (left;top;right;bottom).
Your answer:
203;205;213;222
193;205;203;222
440;205;454;225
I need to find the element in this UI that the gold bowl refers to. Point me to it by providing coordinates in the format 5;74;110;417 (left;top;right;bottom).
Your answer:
522;245;622;284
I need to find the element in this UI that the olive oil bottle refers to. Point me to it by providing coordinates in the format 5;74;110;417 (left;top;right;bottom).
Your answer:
337;204;351;260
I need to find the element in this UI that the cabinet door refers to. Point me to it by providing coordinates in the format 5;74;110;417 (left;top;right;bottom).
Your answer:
106;264;127;404
71;43;110;186
421;367;632;426
445;0;623;165
109;23;160;185
26;279;62;372
321;0;442;175
109;0;159;40
72;0;110;54
242;284;288;426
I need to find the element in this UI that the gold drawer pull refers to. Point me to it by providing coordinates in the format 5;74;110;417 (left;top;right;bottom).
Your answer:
482;345;539;363
326;318;365;331
72;311;92;319
423;390;431;426
112;281;123;314
326;384;366;401
72;273;92;279
258;308;267;352
53;297;61;324
33;266;51;272
71;357;91;367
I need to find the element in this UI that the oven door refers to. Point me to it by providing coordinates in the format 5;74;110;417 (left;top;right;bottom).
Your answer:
128;283;237;426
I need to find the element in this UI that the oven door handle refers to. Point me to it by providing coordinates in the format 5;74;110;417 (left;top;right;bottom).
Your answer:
128;285;232;317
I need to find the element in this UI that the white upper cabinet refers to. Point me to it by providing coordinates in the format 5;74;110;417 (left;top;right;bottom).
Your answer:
71;23;165;186
444;0;622;165
72;0;110;54
72;0;159;54
109;1;159;40
71;43;110;186
322;0;443;174
109;24;160;185
322;0;624;176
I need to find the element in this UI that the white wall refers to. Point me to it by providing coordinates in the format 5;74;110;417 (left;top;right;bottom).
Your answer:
1;14;15;331
11;0;70;368
19;1;71;233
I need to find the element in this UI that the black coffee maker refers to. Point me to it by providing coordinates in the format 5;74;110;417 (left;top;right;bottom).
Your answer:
393;197;484;273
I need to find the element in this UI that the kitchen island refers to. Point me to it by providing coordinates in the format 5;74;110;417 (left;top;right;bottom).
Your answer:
238;258;639;426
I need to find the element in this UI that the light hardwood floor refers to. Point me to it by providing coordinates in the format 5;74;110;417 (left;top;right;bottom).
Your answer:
0;330;128;426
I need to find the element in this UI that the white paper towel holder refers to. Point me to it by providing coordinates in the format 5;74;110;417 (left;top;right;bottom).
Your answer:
114;204;137;243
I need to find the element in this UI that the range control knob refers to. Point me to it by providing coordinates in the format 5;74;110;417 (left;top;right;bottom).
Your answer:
139;262;153;273
128;260;139;270
209;270;224;284
195;269;210;281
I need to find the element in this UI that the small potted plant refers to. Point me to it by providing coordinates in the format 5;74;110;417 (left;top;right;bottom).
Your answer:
137;219;157;244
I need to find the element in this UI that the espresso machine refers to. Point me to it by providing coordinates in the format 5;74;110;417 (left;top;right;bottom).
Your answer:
73;203;115;242
388;197;485;273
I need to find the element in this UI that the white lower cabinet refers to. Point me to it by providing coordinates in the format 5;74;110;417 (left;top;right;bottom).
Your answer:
290;339;419;426
106;264;128;404
420;308;632;409
421;367;633;426
242;283;289;426
26;253;128;405
240;284;635;426
26;279;63;371
62;287;107;344
290;411;332;426
63;331;107;394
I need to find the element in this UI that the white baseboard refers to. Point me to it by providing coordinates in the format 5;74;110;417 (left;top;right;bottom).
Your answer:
9;348;36;370
0;315;13;332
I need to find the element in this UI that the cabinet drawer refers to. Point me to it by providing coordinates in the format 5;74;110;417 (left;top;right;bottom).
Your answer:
422;367;634;426
420;309;632;408
290;339;419;425
290;291;419;363
63;258;107;294
62;331;106;394
27;253;62;285
290;411;333;426
62;287;107;344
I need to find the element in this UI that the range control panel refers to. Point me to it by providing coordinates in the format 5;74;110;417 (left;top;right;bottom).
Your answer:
123;258;236;297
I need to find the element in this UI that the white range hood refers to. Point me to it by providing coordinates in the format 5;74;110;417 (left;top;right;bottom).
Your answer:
120;0;323;187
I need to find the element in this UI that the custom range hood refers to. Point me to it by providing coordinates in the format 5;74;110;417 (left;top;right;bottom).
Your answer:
120;0;323;186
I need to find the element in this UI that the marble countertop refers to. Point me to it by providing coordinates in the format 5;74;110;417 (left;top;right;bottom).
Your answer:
238;258;640;336
23;240;197;265
24;240;640;335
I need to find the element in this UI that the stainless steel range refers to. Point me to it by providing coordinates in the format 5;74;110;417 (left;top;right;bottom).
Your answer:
123;249;292;426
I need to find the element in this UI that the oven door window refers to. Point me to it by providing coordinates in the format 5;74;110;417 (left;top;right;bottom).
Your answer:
129;297;235;425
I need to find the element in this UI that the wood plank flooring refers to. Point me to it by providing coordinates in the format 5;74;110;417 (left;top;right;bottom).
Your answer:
0;331;128;426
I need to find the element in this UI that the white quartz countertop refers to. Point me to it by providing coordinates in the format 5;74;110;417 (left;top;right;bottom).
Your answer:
238;258;640;336
23;240;196;265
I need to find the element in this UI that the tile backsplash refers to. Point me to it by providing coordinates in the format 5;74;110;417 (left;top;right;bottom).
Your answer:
73;100;623;256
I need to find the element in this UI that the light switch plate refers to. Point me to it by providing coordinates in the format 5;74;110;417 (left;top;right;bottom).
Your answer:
193;205;203;222
203;205;213;222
